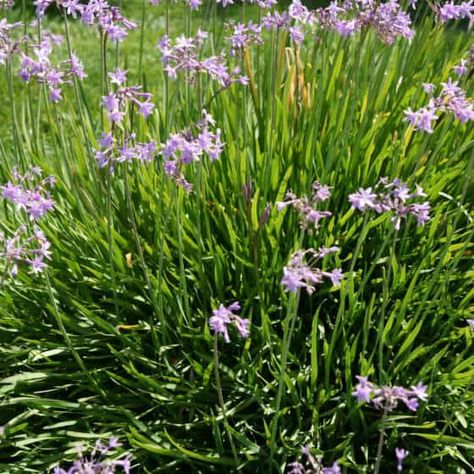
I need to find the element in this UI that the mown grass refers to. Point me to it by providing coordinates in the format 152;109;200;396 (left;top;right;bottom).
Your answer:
0;1;473;473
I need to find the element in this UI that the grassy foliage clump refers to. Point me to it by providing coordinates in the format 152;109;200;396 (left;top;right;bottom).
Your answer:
0;1;473;473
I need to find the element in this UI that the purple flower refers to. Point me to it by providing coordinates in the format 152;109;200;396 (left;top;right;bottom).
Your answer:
454;59;468;76
404;105;438;133
1;225;52;277
467;319;474;332
160;111;224;191
95;133;157;171
438;2;474;23
422;82;435;95
395;448;409;473
281;248;342;294
348;187;377;211
352;376;428;412
335;19;359;37
313;0;413;44
52;436;131;474
109;67;128;86
18;38;86;103
322;462;341;474
209;302;249;342
276;182;332;229
158;30;248;88
101;83;154;124
288;446;341;474
408;78;474;131
352;375;373;403
1;167;55;221
349;178;431;230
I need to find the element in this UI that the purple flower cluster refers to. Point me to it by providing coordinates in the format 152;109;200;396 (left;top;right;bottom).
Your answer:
244;1;414;48
150;0;203;9
209;301;250;343
1;167;55;221
101;68;154;124
158;30;248;87
349;178;430;230
19;35;85;102
161;110;224;192
217;0;276;8
34;1;137;41
261;0;312;45
276;181;332;229
405;78;474;132
227;21;263;55
467;319;474;332
0;167;55;277
0;19;22;66
52;437;131;474
0;226;52;276
95;132;156;172
315;0;414;44
281;247;343;294
287;446;340;474
352;376;428;412
437;1;474;23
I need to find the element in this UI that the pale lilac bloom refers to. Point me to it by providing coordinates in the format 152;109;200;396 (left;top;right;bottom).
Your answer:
52;436;131;473
395;448;409;472
407;77;474;131
348;187;377;211
288;446;341;474
335;19;359;37
438;1;474;23
101;81;154;124
95;133;156;171
18;38;86;102
281;248;342;294
109;67;127;86
1;225;52;277
228;21;263;55
322;462;341;474
352;375;373;403
276;182;332;229
352;376;428;412
158;30;248;87
289;25;305;44
467;319;474;331
422;82;435;95
350;178;431;230
1;167;55;221
161;111;224;191
404;105;438;133
209;302;249;342
314;0;413;44
454;59;468;76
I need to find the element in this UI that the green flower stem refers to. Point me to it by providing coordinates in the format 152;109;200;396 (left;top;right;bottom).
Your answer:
213;335;239;467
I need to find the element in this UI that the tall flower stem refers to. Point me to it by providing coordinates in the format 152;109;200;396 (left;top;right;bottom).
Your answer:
377;234;397;379
269;288;301;467
374;404;389;474
138;0;146;80
44;269;106;398
106;168;119;317
62;12;95;157
175;188;190;327
6;58;25;170
213;335;239;467
123;167;165;344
